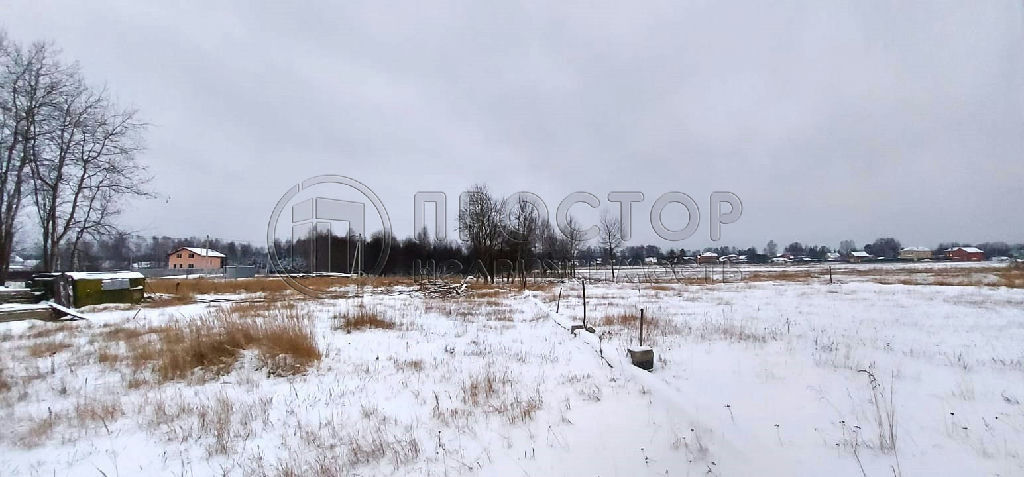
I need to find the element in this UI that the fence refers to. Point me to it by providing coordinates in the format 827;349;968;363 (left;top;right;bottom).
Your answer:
137;266;259;279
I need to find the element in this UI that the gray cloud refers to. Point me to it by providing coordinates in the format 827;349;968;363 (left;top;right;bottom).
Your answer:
4;1;1022;250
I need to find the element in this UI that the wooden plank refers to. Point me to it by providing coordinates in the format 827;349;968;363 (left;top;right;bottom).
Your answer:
44;301;91;321
0;308;56;323
0;288;38;304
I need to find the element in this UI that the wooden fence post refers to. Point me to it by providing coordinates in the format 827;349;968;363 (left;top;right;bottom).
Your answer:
582;280;587;328
639;308;645;347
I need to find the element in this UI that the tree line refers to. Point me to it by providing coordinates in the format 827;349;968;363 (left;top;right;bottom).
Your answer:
11;180;1023;278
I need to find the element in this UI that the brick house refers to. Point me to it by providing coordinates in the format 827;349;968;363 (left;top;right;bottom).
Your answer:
168;247;226;269
945;247;985;262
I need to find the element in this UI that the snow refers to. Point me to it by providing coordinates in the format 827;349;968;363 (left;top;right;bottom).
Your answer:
0;275;1022;475
63;271;145;280
0;303;50;312
177;247;226;258
42;301;91;320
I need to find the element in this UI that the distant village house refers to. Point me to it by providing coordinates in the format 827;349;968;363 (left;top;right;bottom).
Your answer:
168;247;225;269
847;251;873;263
696;252;719;265
945;247;985;262
899;247;932;261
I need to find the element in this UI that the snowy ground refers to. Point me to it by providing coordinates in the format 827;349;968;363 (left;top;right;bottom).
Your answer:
1;272;1023;476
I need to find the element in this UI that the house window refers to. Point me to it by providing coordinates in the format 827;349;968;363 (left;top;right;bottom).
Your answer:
177;253;182;258
188;264;195;269
189;253;195;258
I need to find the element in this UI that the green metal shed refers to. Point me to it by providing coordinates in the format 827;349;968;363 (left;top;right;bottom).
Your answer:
53;272;145;308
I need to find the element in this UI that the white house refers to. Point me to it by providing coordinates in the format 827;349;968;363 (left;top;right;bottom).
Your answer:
899;246;932;261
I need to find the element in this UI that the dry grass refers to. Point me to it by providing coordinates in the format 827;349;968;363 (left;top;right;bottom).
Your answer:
140;391;274;456
461;369;543;424
647;283;678;292
352;275;417;289
21;324;73;341
345;412;422;467
996;264;1024;288
73;396;124;431
423;296;524;322
124;305;321;382
744;270;820;283
466;279;555;293
95;346;122;365
333;306;396;332
0;358;10;395
18;409;60;447
596;307;782;345
145;277;291;295
142;276;418;309
143;291;196;308
391;358;425;372
145;276;415;297
468;287;511;299
26;339;72;358
596;310;683;342
91;323;151;342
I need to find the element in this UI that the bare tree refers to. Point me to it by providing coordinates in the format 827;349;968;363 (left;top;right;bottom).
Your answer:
598;210;623;280
0;32;149;276
29;61;148;271
563;215;587;277
506;196;541;284
457;184;505;282
0;37;64;281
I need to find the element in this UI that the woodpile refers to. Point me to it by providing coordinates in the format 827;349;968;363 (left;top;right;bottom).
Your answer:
418;280;469;298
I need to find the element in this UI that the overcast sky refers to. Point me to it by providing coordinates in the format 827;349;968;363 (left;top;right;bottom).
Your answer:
4;1;1023;251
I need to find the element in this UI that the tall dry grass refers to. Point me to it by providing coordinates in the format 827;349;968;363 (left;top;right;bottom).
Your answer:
333;306;396;332
461;369;542;424
996;263;1024;288
145;276;417;296
0;355;10;395
100;303;322;382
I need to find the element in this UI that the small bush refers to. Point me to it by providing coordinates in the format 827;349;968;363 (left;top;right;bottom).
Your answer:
130;305;321;382
334;306;395;332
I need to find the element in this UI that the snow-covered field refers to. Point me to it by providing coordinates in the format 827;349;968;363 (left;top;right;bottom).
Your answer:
1;271;1023;476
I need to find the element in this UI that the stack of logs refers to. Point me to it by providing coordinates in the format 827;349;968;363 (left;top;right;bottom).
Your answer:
418;280;469;298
